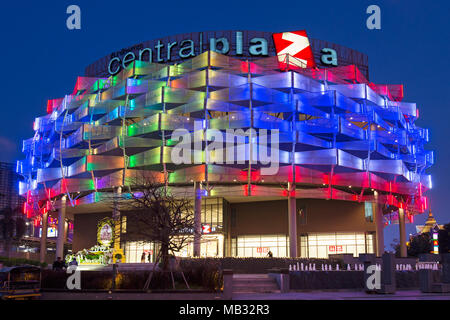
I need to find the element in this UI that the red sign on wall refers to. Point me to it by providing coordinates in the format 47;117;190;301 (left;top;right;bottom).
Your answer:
202;224;211;234
272;30;316;69
329;245;343;252
256;247;269;254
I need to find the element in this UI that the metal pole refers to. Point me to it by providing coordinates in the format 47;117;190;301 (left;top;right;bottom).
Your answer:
288;182;297;258
193;181;202;257
40;211;48;263
398;207;407;257
55;196;67;260
373;191;385;256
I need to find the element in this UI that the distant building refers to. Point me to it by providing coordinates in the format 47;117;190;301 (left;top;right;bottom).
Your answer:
416;210;444;234
0;162;29;254
0;162;24;211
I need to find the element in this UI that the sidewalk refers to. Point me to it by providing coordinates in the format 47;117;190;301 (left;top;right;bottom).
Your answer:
233;290;450;300
40;290;450;300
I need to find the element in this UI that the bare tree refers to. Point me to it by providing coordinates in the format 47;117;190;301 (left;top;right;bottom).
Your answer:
110;174;195;273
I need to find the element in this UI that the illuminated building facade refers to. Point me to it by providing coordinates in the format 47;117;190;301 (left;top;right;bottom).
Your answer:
17;31;433;262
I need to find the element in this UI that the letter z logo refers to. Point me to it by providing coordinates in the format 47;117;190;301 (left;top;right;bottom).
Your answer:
273;30;316;69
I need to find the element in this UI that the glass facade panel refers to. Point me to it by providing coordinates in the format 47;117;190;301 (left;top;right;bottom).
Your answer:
232;234;289;257
123;196;225;260
175;234;224;258
299;232;374;258
124;241;156;263
202;198;224;232
365;202;374;222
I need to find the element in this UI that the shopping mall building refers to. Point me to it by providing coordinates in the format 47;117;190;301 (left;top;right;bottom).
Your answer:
17;30;433;263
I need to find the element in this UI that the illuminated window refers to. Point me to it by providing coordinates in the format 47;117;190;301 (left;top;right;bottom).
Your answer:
201;197;224;231
365;202;374;223
298;207;307;225
232;234;289;257
299;232;374;258
121;216;127;234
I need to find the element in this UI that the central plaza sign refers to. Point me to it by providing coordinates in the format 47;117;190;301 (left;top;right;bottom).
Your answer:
107;30;339;75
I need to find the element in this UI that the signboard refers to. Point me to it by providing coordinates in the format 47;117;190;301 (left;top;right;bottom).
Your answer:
97;218;114;247
273;30;316;69
328;245;343;253
256;247;269;254
84;30;369;79
202;224;211;234
39;227;58;238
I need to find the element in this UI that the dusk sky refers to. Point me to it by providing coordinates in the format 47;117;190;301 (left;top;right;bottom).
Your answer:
1;0;449;249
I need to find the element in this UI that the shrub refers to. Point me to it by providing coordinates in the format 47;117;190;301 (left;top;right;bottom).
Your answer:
0;256;47;268
180;258;222;290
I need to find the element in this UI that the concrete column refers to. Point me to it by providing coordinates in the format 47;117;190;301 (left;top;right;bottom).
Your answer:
288;182;298;258
63;220;68;242
56;196;67;260
373;191;385;257
193;181;202;257
398;207;407;258
40;210;48;263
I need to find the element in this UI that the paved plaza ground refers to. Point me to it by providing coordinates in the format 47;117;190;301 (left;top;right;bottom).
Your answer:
40;290;450;300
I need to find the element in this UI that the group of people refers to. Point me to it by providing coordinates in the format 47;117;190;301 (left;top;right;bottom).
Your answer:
140;252;152;263
52;257;78;271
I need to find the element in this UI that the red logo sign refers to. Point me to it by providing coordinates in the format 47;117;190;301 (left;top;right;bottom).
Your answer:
329;245;343;252
202;224;211;234
256;247;269;254
272;30;316;69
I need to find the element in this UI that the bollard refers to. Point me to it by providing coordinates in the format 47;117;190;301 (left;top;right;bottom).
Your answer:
418;254;434;293
280;268;290;293
377;253;396;294
111;263;118;291
430;253;450;293
223;269;233;300
442;253;450;284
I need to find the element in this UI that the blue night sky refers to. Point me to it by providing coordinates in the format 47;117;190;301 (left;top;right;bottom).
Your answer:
0;0;449;250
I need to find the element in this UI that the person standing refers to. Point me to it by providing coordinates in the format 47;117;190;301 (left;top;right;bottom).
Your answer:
141;252;146;263
69;257;78;266
52;257;65;271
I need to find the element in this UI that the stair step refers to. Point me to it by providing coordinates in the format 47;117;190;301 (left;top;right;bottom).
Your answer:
233;274;271;279
233;279;276;284
231;273;279;293
233;289;281;293
233;283;277;288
